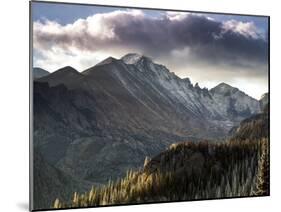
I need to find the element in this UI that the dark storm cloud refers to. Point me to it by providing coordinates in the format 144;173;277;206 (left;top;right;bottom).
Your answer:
115;14;267;67
112;14;222;54
34;10;268;69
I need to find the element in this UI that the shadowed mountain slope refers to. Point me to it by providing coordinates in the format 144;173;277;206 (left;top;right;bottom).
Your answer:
33;67;49;79
33;149;91;210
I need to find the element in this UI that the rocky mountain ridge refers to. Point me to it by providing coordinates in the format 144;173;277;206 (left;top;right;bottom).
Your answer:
33;53;265;208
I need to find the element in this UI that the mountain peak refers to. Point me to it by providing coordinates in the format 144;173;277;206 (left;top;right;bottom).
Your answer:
55;66;79;74
82;56;121;76
210;82;238;94
216;82;233;89
37;66;82;87
95;56;118;66
33;67;50;79
121;53;152;64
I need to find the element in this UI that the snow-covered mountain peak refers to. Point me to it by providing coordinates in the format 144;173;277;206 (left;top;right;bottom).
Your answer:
121;53;152;64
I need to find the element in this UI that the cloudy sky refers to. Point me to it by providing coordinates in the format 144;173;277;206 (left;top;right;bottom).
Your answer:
32;2;269;99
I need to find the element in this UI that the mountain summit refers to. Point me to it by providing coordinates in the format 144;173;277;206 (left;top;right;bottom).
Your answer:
95;56;119;67
37;66;83;87
210;83;239;95
121;53;152;64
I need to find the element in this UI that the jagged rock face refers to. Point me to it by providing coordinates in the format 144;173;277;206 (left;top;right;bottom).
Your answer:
33;67;49;79
33;53;262;188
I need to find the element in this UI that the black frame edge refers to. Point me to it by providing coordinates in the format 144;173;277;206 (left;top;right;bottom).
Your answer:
29;1;271;211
